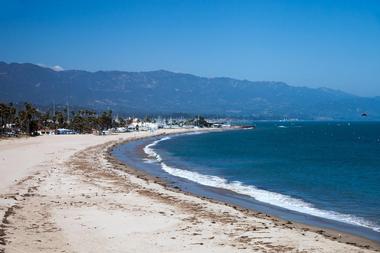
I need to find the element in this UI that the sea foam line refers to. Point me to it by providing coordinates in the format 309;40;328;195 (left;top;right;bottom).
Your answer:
143;136;380;233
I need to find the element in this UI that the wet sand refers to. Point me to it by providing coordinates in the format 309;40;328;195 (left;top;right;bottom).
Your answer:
0;129;379;252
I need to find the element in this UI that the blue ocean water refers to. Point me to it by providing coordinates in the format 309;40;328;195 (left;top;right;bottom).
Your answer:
149;122;380;232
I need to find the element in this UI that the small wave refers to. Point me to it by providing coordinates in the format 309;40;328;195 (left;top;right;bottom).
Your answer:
143;136;171;162
143;158;156;163
183;131;205;136
144;136;380;233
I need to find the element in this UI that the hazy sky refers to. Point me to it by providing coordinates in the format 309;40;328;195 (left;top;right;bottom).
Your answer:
1;0;379;96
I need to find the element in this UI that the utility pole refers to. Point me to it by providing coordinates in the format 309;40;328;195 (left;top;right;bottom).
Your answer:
67;101;70;123
53;100;56;117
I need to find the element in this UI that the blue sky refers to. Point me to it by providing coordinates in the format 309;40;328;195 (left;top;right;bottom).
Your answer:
0;0;379;96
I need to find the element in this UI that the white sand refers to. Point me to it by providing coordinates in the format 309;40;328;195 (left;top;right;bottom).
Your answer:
0;130;378;253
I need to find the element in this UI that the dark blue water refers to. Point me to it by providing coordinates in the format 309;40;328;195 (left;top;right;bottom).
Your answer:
151;122;380;233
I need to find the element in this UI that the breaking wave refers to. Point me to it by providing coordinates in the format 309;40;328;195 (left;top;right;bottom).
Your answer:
143;136;380;233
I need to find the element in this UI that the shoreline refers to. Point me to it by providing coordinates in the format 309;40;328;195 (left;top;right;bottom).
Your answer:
0;129;379;252
109;130;380;251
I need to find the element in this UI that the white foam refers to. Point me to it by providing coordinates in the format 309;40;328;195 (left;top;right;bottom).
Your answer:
143;136;171;162
144;136;380;233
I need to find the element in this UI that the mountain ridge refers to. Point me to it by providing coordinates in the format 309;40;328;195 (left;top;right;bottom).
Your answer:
0;61;379;119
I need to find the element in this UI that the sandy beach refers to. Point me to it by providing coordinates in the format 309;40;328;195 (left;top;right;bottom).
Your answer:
0;129;379;253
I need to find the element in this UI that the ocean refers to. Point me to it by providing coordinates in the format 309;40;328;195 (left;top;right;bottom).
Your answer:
112;121;380;241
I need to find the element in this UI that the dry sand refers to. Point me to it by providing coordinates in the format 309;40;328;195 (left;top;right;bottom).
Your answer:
0;129;379;253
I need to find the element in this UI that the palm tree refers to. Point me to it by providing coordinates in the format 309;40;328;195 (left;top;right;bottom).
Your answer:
18;103;38;135
0;103;17;135
98;110;113;130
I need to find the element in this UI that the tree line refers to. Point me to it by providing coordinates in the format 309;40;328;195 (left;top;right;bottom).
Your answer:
0;102;125;136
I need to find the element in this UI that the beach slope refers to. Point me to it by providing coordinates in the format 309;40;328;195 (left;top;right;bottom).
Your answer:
0;130;378;253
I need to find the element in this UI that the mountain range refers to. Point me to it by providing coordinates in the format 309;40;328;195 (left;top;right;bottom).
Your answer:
1;61;379;119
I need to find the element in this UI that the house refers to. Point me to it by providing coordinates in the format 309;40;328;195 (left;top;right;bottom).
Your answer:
56;128;77;135
37;129;55;135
